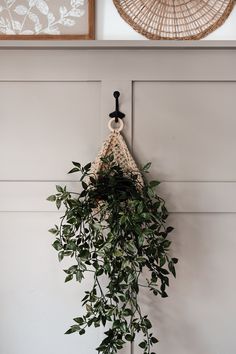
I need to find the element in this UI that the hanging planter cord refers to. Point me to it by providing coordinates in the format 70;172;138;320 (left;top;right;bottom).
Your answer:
91;91;144;188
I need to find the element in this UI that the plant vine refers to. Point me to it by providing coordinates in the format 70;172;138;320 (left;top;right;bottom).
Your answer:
48;155;178;354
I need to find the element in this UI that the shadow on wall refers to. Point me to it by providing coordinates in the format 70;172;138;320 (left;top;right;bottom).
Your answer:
135;213;231;354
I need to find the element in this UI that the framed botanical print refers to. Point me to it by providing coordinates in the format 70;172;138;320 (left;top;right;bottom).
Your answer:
0;0;95;39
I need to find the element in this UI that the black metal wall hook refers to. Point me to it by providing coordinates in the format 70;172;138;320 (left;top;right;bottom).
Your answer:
109;91;125;123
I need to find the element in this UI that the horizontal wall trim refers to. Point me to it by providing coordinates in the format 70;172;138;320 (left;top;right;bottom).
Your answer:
2;180;236;183
0;40;236;50
0;50;235;81
1;181;236;213
1;212;235;215
0;80;101;83
1;80;236;83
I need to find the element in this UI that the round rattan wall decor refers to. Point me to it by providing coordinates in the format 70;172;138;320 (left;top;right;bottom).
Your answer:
113;0;235;40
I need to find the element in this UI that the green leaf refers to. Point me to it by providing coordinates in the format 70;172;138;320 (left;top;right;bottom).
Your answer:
168;261;176;277
68;167;79;174
76;270;84;282
123;308;133;317
126;243;137;255
82;181;87;190
80;249;90;260
141;212;151;220
56;185;63;193
143;318;152;329
47;195;56;202
118;294;126;302
139;341;146;349
86;304;92;312
113;320;121;329
114;249;123;257
159;268;169;275
84;162;91;171
48;228;58;234
80;189;87;198
151;273;157;283
72;161;81;168
67;241;77;251
137;203;143;214
161;291;168;298
90;176;96;184
160;256;166;267
125;334;134;342
56;199;61;210
52;240;63;251
138;233;144;246
101;316;106;326
142;162;151;172
58;251;64;262
65;327;78;334
166;226;174;233
65;274;73;283
149;180;160;188
96;268;104;276
162;240;171;248
151;336;159;344
74;317;84;325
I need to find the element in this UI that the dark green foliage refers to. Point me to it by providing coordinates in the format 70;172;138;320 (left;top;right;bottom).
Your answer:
48;155;177;354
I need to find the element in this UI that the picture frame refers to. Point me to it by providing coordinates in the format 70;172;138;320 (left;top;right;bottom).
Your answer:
0;0;95;40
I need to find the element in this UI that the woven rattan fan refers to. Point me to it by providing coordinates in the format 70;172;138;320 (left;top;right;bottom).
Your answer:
113;0;235;40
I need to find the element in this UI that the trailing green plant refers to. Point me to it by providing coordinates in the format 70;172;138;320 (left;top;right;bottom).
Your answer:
48;155;177;354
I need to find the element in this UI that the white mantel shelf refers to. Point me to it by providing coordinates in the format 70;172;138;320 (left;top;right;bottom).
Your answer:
0;40;236;49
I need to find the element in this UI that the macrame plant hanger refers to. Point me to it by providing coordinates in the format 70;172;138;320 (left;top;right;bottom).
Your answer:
91;91;137;354
48;91;176;353
91;91;144;190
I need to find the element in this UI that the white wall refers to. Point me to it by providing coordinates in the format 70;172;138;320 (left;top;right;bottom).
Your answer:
1;45;236;354
96;0;236;40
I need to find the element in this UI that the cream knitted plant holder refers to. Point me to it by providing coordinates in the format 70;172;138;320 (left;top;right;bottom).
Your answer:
91;118;144;188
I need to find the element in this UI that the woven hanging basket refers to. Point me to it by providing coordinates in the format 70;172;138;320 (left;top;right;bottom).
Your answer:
91;118;144;188
113;0;235;40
